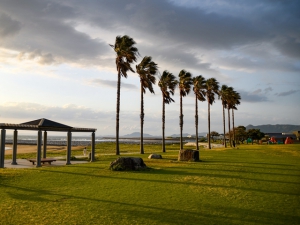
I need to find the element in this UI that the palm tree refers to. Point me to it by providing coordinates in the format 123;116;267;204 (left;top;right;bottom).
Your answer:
178;70;193;149
158;70;178;153
231;91;241;147
136;56;158;154
192;75;206;151
219;85;229;147
205;78;220;149
110;35;139;155
225;87;237;147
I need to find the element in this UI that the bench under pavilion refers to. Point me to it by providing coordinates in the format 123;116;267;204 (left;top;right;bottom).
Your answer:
0;118;97;168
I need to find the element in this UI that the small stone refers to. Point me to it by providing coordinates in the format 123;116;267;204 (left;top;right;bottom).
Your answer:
148;154;162;159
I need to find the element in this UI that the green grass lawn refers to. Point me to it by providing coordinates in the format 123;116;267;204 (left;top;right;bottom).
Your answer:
1;143;299;225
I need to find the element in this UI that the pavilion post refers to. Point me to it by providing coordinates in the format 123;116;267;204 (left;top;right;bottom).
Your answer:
43;131;47;158
11;129;18;165
90;132;95;162
36;130;42;167
66;131;72;165
0;129;6;168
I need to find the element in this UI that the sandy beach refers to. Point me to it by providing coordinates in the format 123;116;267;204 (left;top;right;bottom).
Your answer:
4;144;84;155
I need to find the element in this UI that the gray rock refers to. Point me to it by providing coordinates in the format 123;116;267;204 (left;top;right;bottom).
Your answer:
178;149;199;162
110;157;147;171
148;154;162;159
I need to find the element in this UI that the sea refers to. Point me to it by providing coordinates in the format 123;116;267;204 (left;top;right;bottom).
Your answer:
4;135;183;148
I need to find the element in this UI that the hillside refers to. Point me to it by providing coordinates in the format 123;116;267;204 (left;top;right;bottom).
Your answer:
246;124;300;133
122;132;153;137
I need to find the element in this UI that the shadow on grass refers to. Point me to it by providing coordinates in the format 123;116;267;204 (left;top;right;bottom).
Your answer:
2;183;300;225
204;160;300;172
168;165;300;180
210;159;299;167
144;166;300;186
18;167;299;197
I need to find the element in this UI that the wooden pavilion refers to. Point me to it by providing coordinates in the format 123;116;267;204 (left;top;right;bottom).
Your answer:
0;118;97;168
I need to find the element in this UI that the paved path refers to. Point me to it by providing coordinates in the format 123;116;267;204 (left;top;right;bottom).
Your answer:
4;158;88;169
185;142;224;148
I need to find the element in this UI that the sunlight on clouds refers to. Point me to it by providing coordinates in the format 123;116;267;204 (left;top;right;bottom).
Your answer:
17;50;55;65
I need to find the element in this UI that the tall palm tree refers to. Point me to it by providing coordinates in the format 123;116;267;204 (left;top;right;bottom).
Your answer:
158;70;178;153
231;91;241;147
136;56;158;154
219;85;230;148
205;78;220;149
192;75;206;151
178;70;193;150
110;35;139;155
225;87;236;147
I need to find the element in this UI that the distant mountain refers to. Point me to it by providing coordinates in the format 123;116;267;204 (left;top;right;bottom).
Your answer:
169;132;207;137
246;124;300;133
122;132;153;137
170;133;190;137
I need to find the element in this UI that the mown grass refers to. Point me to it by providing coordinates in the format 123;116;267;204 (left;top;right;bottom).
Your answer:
5;142;196;160
1;143;300;225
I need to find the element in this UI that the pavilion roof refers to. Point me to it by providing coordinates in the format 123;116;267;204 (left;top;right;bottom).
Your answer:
0;118;96;132
21;118;72;128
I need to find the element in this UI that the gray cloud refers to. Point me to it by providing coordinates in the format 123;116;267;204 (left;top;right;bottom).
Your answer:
0;0;110;64
276;90;299;97
0;0;299;73
72;0;300;73
0;12;21;38
0;102;106;121
275;37;300;59
264;87;273;94
252;89;262;95
238;90;269;103
89;78;138;90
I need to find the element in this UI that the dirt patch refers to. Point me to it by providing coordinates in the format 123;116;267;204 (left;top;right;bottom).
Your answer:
5;144;84;155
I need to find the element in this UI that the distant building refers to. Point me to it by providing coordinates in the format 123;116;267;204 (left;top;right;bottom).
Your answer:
264;132;296;141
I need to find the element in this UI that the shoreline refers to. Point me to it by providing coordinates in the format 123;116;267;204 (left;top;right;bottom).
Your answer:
4;138;184;146
4;144;84;155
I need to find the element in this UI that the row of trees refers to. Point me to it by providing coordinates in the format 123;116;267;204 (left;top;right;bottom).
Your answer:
231;126;265;144
210;128;265;144
110;35;241;155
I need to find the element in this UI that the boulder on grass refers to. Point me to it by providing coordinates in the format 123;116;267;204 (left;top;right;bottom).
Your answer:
178;149;199;162
148;154;162;159
110;157;147;171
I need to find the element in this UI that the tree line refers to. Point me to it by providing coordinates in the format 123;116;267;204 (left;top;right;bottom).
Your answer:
110;35;241;155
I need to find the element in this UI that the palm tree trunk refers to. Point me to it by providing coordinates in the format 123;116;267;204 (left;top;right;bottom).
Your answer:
232;108;235;147
195;95;199;151
116;69;121;155
140;83;144;154
162;95;166;153
222;104;226;147
228;108;232;147
208;100;211;149
180;94;183;150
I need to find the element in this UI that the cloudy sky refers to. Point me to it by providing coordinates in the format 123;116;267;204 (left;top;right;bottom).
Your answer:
0;0;299;136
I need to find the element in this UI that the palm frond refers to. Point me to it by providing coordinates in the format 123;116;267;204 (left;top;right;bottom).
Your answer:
136;56;158;94
158;70;178;104
179;70;193;97
193;75;206;102
205;77;220;105
111;35;139;78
